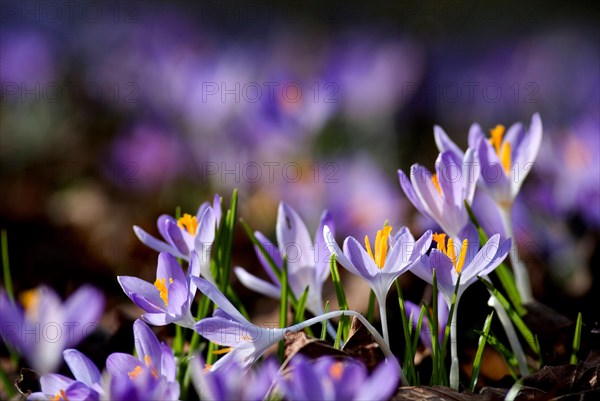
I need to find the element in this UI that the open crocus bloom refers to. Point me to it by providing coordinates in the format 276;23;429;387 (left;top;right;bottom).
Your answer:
398;149;480;238
0;285;104;374
324;224;431;344
105;320;179;401
278;355;400;401
133;195;219;281
411;224;511;304
117;251;201;328
435;113;543;208
234;203;334;317
190;354;278;401
28;349;103;401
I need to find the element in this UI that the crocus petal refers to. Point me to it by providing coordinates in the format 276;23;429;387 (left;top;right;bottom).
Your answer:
194;207;216;255
141;312;177;326
39;374;74;396
467;123;485;149
133;225;185;259
254;231;283;284
160;343;177;382
106;353;142;376
133;320;163;368
344;236;380;276
427;249;456;301
354;359;400;401
398;169;428;217
64;382;96;401
410;164;445;225
62;286;105;347
157;253;186;288
190;276;248;324
434;125;464;159
324;226;362;277
166;280;188;315
462;148;480;205
234;267;281;299
276;202;314;271
188;250;201;302
165;219;190;256
63;349;101;387
460;234;501;283
477;136;511;202
118;276;165;312
512;113;543;197
314;209;335;284
473;237;512;280
0;290;26;352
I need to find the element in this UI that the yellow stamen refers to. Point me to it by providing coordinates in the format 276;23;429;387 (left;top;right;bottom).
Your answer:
329;362;344;380
144;355;152;367
50;390;69;401
154;278;169;305
447;238;456;266
128;365;143;379
500;141;511;175
212;347;234;355
433;233;469;274
489;125;505;154
177;213;198;235
364;225;393;269
431;173;442;195
489;124;511;175
455;239;469;274
203;364;213;372
432;233;447;254
19;288;39;311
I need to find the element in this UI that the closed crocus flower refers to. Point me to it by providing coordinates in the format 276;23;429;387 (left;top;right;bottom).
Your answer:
134;195;219;282
118;251;202;328
0;286;104;374
105;320;179;401
28;349;103;401
398;149;480;238
279;355;400;401
234;203;334;333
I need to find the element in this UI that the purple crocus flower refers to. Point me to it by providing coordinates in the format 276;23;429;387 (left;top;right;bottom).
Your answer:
28;349;103;401
134;195;220;282
234;202;334;319
105;320;179;401
0;286;104;374
398;149;480;238
117;251;201;328
324;225;432;345
404;292;449;351
410;224;511;389
411;224;511;305
279;355;400;401
191;355;278;401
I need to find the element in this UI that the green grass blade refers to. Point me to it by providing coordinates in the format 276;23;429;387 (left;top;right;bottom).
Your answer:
1;229;14;302
320;301;330;340
294;286;309;324
469;312;494;391
396;278;416;385
570;312;583;364
218;189;238;294
366;290;376;322
278;258;289;360
476;330;519;379
330;254;349;341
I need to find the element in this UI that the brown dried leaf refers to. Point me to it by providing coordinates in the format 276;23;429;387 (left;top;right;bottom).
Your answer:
283;331;347;361
14;368;40;397
342;316;386;371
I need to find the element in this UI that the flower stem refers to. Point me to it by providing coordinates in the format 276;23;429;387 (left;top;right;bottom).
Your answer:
379;300;390;348
499;205;533;303
449;309;459;390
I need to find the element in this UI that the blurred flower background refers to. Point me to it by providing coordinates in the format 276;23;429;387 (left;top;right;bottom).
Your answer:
1;0;599;378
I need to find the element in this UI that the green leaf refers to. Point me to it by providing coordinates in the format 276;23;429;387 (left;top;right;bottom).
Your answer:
396;278;417;385
218;189;238;294
1;229;14;303
476;329;519;379
294;286;310;324
278;258;289;360
330;254;350;342
570;312;583;364
321;301;330;341
469;312;494;391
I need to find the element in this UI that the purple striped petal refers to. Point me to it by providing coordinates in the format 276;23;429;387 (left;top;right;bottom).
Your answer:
344;236;379;277
234;267;281;299
314;209;335;284
276;202;314;271
63;349;101;387
434;125;464;159
133;320;162;368
62;286;104;347
118;276;165;312
190;276;248;323
157;253;186;290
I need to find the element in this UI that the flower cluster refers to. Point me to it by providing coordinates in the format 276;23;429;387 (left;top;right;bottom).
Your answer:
1;114;543;400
